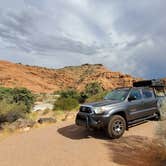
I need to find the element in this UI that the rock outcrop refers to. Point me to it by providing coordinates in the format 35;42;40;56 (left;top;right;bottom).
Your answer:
0;60;142;93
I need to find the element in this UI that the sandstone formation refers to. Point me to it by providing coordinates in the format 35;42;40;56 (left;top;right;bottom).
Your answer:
0;60;142;93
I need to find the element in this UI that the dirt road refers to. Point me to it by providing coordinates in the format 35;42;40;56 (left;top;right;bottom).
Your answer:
0;120;163;166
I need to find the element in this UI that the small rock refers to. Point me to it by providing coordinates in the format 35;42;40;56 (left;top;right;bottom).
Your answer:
4;118;35;132
10;118;35;129
38;117;56;124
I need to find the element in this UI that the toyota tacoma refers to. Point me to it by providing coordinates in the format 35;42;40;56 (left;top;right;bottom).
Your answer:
75;79;166;139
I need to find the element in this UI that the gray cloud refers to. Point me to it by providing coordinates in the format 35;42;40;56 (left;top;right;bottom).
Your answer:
0;0;166;78
0;8;98;55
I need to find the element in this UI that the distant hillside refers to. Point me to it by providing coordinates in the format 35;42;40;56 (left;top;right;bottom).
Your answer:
0;60;141;93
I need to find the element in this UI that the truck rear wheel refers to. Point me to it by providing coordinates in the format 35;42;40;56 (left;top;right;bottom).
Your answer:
106;115;126;139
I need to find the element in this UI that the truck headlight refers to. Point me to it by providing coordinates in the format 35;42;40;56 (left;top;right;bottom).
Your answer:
93;106;109;114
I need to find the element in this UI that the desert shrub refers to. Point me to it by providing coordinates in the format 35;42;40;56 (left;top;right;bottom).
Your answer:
54;98;79;111
0;87;34;113
54;89;81;109
42;108;50;115
84;82;103;97
5;104;27;123
78;92;88;103
0;87;34;124
53;84;104;106
86;91;107;103
0;87;13;102
59;89;80;100
11;88;34;112
35;93;47;102
0;100;26;123
77;82;104;103
26;111;38;121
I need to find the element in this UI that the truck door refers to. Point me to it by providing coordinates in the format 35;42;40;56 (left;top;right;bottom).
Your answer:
127;89;144;120
141;88;158;116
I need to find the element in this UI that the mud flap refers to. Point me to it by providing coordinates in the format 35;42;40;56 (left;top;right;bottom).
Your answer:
86;116;89;128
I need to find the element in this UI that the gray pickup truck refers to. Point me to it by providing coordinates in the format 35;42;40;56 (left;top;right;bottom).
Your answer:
75;79;166;139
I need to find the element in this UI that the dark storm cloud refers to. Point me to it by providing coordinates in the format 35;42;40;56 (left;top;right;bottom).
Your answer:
0;0;166;78
0;8;98;55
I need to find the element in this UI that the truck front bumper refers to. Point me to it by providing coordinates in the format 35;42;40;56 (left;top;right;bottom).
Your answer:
75;112;110;128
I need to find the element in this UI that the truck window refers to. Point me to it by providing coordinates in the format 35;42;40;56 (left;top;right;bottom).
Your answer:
129;89;142;100
142;88;153;98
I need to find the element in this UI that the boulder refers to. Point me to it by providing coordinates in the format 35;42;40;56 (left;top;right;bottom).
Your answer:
6;118;35;131
38;117;56;124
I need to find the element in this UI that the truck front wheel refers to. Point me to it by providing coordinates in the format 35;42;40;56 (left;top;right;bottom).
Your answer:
106;115;126;139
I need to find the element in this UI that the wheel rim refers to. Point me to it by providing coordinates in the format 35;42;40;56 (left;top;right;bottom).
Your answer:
112;119;124;135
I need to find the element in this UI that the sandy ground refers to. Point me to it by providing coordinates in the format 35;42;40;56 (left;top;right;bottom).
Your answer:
0;120;160;166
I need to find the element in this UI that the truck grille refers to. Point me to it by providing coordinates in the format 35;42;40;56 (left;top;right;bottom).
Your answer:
80;106;92;113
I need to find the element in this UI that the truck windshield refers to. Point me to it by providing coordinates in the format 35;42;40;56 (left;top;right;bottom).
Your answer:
104;89;129;101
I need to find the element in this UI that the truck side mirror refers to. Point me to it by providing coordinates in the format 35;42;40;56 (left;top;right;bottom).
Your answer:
128;95;137;101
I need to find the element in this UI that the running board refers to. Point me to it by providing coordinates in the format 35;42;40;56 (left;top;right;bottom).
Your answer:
128;114;156;127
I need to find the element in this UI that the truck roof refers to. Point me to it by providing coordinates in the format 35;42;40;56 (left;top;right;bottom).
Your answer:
133;79;165;88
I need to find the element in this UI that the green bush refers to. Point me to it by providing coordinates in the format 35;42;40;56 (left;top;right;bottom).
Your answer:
6;104;26;123
0;100;26;123
78;92;88;103
0;87;13;102
53;84;104;108
86;91;107;103
11;88;34;112
59;89;80;100
54;98;79;111
84;82;103;97
0;87;34;113
0;87;34;124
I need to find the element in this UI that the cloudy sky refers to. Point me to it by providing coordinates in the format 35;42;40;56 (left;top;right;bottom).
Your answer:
0;0;166;78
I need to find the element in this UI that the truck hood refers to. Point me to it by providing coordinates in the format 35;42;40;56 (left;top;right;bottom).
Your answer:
84;100;122;107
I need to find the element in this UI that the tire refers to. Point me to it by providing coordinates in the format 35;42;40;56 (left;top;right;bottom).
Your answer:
154;111;160;121
106;115;126;139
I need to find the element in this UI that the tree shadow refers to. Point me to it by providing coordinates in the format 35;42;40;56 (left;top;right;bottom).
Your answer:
57;124;109;140
105;135;166;166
